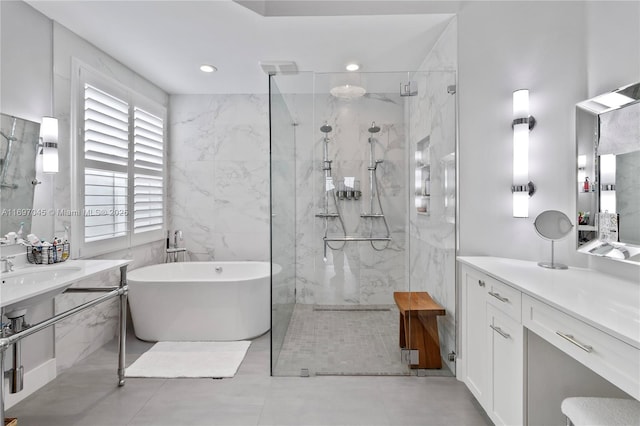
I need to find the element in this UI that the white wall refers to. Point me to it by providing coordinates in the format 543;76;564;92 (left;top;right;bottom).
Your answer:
458;1;640;275
0;1;51;122
585;1;640;97
0;0;55;399
458;1;589;266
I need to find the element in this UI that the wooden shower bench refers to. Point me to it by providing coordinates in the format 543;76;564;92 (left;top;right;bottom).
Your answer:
393;291;446;369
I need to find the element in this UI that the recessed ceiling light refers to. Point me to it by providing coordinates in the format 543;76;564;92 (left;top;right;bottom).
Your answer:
346;63;360;72
200;64;217;73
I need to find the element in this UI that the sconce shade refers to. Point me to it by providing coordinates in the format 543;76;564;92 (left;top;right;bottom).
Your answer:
40;116;59;173
512;89;535;218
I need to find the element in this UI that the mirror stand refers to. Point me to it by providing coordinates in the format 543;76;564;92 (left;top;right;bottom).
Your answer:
538;240;568;270
534;210;573;270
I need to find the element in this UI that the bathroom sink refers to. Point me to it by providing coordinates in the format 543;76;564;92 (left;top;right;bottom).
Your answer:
1;264;82;316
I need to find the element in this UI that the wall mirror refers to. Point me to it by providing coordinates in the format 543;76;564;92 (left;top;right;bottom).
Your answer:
0;113;40;244
575;81;640;264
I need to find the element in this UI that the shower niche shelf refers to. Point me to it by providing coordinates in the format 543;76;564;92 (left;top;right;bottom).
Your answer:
414;136;431;215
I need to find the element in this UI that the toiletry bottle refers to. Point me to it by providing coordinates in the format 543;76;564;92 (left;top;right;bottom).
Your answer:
17;221;24;242
583;177;590;192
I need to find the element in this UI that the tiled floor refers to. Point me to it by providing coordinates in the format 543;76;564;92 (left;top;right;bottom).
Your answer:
6;332;490;426
274;304;452;377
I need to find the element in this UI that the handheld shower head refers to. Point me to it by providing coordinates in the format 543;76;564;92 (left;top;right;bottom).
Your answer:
320;122;333;134
368;121;381;134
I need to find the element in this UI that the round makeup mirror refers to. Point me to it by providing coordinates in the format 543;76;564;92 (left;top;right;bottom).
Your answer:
534;210;574;269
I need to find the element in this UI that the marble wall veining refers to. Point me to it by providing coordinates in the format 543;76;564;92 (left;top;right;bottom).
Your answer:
168;94;270;262
294;90;408;306
408;18;458;372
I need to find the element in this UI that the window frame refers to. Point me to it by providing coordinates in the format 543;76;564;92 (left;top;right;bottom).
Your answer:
71;60;166;258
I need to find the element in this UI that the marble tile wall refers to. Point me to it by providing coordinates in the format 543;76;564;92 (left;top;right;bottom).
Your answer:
294;90;408;306
407;18;458;372
168;94;270;262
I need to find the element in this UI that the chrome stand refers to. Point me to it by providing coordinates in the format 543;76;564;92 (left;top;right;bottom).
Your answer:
0;265;128;423
538;240;568;270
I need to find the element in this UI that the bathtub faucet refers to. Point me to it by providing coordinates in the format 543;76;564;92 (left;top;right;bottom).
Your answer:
174;230;183;248
165;230;186;263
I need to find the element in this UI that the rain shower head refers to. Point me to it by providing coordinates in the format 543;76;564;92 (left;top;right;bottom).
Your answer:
320;123;333;134
368;122;380;134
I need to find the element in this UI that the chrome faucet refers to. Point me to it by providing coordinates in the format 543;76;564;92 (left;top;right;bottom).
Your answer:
165;231;186;263
174;230;183;248
1;255;15;273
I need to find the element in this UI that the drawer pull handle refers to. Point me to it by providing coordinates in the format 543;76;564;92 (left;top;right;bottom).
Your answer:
478;280;485;287
490;325;511;339
488;291;509;303
556;331;593;353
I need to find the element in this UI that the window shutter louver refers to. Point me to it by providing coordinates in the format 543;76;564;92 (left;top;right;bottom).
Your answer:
133;107;164;234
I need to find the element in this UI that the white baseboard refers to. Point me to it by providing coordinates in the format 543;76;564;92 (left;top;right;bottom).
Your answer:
4;358;57;409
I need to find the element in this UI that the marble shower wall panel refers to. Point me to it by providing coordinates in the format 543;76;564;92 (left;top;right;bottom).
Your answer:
294;91;408;305
408;18;457;372
168;94;270;261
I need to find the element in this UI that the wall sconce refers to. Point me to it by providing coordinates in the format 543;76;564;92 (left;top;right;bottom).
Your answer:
511;89;536;217
40;116;58;173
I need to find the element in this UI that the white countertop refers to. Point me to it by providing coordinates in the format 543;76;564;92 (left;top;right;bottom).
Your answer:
0;259;131;311
458;256;640;349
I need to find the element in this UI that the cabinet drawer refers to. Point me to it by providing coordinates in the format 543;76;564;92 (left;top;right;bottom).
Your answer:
523;294;639;400
484;275;521;321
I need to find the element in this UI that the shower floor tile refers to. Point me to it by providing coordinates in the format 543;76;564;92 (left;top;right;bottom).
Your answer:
273;304;453;377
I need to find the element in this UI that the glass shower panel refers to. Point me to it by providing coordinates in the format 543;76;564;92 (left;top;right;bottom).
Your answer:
269;73;313;374
269;77;296;373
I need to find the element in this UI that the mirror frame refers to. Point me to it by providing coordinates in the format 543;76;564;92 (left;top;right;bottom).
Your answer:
575;82;640;264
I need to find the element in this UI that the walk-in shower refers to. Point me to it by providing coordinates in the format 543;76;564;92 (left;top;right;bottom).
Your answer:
270;71;457;377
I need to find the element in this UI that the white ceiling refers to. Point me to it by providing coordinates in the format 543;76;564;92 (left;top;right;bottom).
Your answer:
26;0;454;95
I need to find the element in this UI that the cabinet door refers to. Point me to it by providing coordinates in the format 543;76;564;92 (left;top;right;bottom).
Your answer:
488;304;523;426
463;267;488;403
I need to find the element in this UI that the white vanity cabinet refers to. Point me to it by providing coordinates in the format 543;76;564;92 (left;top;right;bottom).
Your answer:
487;304;523;426
461;265;488;403
460;264;524;426
458;256;640;426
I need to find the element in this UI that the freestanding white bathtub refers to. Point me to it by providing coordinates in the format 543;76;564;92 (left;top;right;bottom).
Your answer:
127;261;277;341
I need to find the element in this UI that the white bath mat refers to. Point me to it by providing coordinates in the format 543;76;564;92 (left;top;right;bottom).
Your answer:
125;341;251;378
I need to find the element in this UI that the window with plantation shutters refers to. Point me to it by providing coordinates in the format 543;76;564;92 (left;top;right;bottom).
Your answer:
73;62;166;258
83;84;130;242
